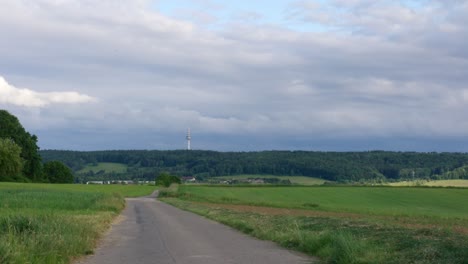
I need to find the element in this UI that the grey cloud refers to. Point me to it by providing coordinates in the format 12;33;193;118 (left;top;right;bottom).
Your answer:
1;0;468;150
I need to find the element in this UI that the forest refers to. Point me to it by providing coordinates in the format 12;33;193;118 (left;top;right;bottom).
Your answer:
40;149;468;183
0;110;72;183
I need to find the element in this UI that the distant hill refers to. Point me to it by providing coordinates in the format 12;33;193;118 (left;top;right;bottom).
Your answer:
76;162;128;174
39;150;468;183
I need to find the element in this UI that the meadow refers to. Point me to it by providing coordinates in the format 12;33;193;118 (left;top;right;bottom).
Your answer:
0;183;155;264
76;162;128;174
389;179;468;187
161;185;468;263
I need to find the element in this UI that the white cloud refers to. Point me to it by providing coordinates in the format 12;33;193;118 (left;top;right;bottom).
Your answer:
0;76;97;108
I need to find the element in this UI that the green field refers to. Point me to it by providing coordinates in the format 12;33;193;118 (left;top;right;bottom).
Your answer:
0;182;156;197
213;175;328;185
176;185;468;218
0;183;155;264
77;162;128;174
388;179;468;187
162;185;468;263
425;179;468;187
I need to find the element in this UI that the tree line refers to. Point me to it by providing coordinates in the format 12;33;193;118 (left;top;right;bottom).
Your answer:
40;149;468;183
0;110;73;183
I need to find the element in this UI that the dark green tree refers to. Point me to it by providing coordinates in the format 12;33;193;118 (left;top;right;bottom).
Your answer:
155;172;181;187
43;161;74;183
0;110;42;181
0;138;23;181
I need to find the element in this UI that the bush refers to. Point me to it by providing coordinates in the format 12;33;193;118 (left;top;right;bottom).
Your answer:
43;161;74;183
155;172;181;187
0;138;23;181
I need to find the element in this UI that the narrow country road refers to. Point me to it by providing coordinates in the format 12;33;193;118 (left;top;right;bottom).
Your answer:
76;192;313;264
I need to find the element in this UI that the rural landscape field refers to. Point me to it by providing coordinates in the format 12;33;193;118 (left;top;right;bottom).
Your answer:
0;183;155;264
161;185;468;263
3;1;468;263
2;107;468;263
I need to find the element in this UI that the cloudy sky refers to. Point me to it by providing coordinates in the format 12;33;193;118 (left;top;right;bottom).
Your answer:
1;0;468;151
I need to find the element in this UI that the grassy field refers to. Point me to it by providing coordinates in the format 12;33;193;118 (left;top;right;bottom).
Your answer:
175;185;468;218
425;179;468;187
213;175;328;185
161;185;468;263
388;179;468;187
0;183;155;264
0;182;156;197
77;162;128;174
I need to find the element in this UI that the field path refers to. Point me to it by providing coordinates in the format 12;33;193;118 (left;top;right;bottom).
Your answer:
75;192;313;264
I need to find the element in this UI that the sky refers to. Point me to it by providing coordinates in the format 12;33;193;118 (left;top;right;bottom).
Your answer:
1;0;468;151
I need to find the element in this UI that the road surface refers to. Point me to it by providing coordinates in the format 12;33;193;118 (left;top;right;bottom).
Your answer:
76;193;313;264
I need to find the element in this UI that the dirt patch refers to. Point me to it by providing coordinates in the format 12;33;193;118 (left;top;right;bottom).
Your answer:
193;201;468;235
198;202;362;218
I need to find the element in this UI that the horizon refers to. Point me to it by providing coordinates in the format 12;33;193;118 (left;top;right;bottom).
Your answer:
39;147;468;154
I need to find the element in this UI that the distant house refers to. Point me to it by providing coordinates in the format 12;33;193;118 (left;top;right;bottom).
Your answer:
86;181;104;185
181;176;196;183
251;178;265;184
138;180;155;185
110;180;134;185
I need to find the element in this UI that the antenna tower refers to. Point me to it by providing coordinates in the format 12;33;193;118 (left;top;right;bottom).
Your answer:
186;128;191;150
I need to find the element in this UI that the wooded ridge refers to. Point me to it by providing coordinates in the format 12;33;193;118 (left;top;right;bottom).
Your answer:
40;149;468;183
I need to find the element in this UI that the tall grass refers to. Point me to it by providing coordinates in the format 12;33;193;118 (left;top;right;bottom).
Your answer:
0;182;156;197
0;183;153;264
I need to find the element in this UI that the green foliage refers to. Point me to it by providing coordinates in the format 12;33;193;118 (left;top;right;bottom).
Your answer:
155;172;181;187
77;162;128;174
42;161;74;183
0;138;23;182
40;149;468;182
0;110;42;181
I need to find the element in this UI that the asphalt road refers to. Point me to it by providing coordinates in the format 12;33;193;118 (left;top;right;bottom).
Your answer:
76;193;313;264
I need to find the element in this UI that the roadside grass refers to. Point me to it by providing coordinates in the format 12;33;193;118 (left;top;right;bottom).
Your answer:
213;175;328;185
161;185;468;264
0;182;156;264
76;162;128;174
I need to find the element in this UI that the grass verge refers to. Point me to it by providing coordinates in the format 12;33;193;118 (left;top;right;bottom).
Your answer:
0;183;156;264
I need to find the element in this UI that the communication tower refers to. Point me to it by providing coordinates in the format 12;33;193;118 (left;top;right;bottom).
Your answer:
186;128;191;150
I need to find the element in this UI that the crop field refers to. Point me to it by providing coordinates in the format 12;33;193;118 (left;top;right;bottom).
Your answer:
0;182;156;197
388;179;468;187
162;185;468;263
76;162;128;174
176;185;468;218
424;179;468;187
0;183;155;264
213;175;328;185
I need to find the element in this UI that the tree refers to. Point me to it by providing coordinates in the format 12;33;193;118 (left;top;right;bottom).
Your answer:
0;110;42;181
43;161;74;183
0;138;23;181
155;172;181;187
